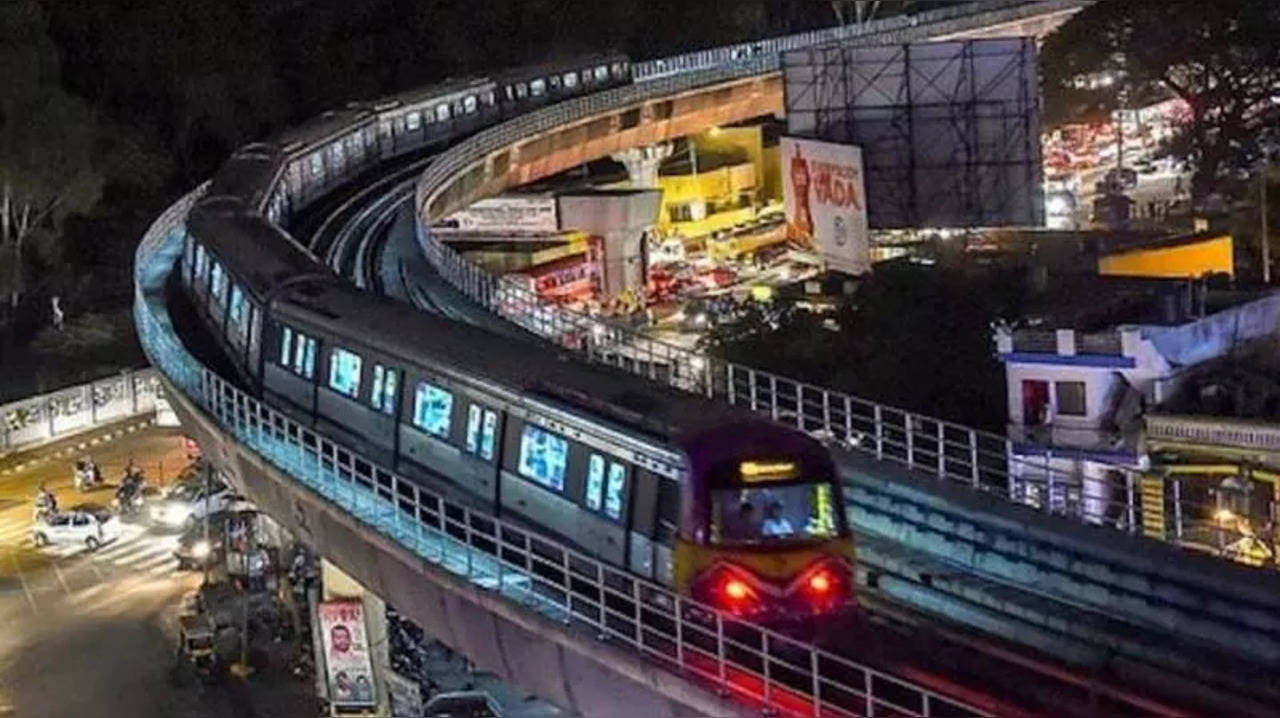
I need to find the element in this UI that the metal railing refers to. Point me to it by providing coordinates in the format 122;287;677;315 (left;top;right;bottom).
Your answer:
135;187;984;718
1147;413;1280;453
1;368;160;457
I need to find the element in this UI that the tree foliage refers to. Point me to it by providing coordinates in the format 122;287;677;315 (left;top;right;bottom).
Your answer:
0;0;101;311
702;263;1023;430
1041;0;1280;200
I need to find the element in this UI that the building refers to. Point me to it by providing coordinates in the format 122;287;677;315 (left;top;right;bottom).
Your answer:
993;274;1280;525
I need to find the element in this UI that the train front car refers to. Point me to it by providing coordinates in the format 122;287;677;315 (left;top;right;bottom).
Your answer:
675;421;856;632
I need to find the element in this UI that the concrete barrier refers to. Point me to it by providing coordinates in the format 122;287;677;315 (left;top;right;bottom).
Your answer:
1;368;160;458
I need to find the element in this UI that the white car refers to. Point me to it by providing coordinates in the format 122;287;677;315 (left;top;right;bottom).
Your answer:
424;691;502;717
32;505;121;550
150;478;247;529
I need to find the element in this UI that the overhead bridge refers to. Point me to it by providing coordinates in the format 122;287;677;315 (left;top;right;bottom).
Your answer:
130;1;1280;716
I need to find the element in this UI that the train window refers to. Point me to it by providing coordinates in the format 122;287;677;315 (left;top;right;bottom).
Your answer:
464;405;497;460
605;463;627;520
194;244;207;283
309;153;323;178
379;119;393;139
330;141;344;167
517;425;567;492
369;364;398;415
463;95;477;114
288;332;317;379
412;382;453;438
594;65;608;82
280;327;293;366
549;75;561;89
435;104;450;122
483;91;496;106
504;86;514;102
515;83;528;99
581;67;592;83
529;79;546;97
711;484;838;543
328;347;362;398
228;285;247;329
562;72;577;89
405;112;421;132
209;262;227;304
585;455;605;511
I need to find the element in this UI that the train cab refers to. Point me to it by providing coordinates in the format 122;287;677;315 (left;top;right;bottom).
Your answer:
675;421;856;628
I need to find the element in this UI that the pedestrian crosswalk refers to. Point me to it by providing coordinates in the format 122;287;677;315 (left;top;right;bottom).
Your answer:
0;509;187;612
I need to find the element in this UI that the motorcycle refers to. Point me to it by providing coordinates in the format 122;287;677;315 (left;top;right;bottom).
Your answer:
73;459;104;492
114;474;146;517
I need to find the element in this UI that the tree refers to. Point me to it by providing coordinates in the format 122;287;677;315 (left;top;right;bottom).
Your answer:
1041;0;1280;201
702;263;1020;430
0;0;101;313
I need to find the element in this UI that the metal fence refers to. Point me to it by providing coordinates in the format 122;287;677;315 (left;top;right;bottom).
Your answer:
1;368;160;456
135;186;985;718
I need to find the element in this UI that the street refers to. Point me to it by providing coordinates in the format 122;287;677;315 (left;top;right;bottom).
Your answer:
0;427;287;718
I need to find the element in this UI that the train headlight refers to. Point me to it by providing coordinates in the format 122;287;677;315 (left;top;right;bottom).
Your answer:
191;540;212;560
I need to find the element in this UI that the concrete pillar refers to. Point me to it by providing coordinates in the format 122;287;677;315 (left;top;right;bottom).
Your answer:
610;143;673;189
322;560;391;717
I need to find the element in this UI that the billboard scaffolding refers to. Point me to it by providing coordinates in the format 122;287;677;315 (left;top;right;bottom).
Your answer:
783;37;1044;229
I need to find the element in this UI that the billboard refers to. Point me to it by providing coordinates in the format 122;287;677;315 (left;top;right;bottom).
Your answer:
783;38;1044;228
781;136;870;275
448;195;558;232
318;600;377;710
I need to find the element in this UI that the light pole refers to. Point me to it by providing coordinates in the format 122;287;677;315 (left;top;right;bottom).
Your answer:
1261;158;1271;284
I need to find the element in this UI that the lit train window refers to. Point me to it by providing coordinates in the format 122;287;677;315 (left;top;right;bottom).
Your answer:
413;382;453;437
483;91;496;106
529;79;545;97
435;104;450;122
463;96;477;113
518;425;567;492
379;120;392;139
594;65;608;82
465;405;497;460
209;261;226;304
605;463;627;520
369;364;398;414
228;285;247;329
194;244;207;283
585;455;605;510
330;141;344;168
405;112;420;131
562;72;577;89
280;327;293;365
328;347;362;398
515;83;528;99
309;153;323;178
289;332;316;379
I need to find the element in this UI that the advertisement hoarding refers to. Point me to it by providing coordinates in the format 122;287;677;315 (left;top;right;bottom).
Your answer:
781;136;870;275
318;600;377;710
448;195;559;233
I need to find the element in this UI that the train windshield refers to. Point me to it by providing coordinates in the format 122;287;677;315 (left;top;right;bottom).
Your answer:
711;482;840;543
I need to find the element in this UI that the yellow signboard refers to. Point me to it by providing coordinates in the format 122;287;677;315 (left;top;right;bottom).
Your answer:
740;460;799;482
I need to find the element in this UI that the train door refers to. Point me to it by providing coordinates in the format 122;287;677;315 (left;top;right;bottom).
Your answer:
1022;379;1050;426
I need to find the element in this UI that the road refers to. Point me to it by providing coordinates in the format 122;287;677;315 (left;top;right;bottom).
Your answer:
0;426;287;718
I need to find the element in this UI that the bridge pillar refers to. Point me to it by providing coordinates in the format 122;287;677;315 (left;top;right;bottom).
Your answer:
611;142;674;189
321;559;392;717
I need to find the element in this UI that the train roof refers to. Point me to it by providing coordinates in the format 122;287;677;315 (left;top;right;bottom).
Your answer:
274;107;373;155
491;51;630;84
272;280;747;443
188;199;329;301
374;77;495;112
206;144;288;212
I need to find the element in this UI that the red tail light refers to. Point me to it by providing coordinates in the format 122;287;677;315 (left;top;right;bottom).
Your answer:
693;564;761;616
807;571;832;594
794;560;847;613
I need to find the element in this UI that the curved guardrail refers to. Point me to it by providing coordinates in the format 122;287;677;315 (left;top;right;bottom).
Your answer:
410;0;1278;567
134;187;984;718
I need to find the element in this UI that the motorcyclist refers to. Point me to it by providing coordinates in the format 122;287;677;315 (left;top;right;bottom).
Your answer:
115;470;146;515
34;483;58;521
74;456;101;491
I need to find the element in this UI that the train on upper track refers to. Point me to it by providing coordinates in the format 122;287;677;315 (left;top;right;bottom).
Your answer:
178;51;857;627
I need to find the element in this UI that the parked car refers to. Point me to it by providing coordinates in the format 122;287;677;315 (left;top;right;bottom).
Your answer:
150;477;247;530
174;508;260;570
32;504;121;551
423;691;503;717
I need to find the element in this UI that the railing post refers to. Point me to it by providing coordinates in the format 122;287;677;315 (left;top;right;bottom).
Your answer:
969;430;981;489
821;389;831;438
726;363;736;406
715;612;727;692
863;670;874;716
1044;450;1055;513
749;371;758;412
1173;478;1184;540
936;421;945;479
769;375;779;421
874;404;884;459
1125;471;1137;533
904;413;915;468
761;631;772;710
810;650;821;717
673;594;684;667
796;384;805;430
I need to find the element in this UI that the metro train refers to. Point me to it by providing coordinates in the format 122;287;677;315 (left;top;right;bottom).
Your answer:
177;52;857;626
